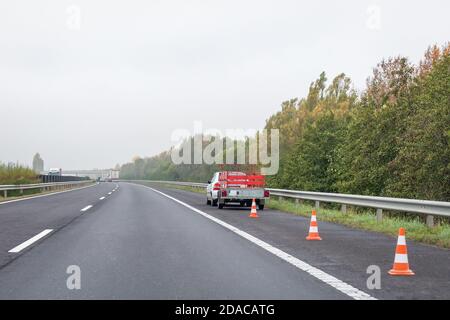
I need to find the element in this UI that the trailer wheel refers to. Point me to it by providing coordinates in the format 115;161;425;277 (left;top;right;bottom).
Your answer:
212;198;218;206
258;204;264;210
218;203;224;209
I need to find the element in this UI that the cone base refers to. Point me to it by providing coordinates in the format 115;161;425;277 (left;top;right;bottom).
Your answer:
306;235;322;240
388;269;414;276
249;214;259;218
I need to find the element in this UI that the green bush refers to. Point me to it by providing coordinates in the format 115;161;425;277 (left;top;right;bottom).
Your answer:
0;163;39;185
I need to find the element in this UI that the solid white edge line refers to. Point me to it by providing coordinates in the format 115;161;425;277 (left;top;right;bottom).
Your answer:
138;184;376;301
81;205;93;212
8;229;54;253
0;182;98;206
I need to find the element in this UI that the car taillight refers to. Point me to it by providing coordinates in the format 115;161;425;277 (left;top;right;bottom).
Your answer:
264;190;270;197
213;182;220;191
221;190;227;197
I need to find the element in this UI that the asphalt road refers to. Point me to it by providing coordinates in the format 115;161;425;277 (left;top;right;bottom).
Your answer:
0;182;448;299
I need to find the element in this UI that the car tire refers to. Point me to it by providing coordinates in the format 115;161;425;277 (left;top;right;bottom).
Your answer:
212;198;218;206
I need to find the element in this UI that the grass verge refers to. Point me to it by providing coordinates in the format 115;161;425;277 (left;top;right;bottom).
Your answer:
0;183;95;203
137;181;450;249
268;198;450;249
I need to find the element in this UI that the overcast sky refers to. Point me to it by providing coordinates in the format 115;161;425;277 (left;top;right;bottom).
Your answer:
0;0;448;170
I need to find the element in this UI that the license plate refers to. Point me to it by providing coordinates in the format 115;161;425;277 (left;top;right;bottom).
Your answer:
229;189;263;198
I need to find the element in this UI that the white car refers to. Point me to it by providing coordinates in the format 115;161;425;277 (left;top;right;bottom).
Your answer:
206;172;221;206
48;168;62;176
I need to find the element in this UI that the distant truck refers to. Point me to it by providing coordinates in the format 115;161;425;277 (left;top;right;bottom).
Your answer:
206;171;270;210
110;170;120;180
48;168;62;176
99;170;119;182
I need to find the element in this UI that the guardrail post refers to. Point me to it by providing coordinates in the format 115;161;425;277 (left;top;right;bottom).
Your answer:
295;198;299;205
278;196;283;201
315;201;320;209
376;208;383;222
341;204;347;214
3;190;6;198
20;188;24;195
426;215;434;228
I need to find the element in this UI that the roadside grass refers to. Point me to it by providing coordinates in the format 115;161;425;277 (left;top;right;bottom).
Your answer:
0;188;53;203
0;163;41;202
0;183;95;203
268;198;450;249
136;181;450;249
138;181;204;195
0;163;39;185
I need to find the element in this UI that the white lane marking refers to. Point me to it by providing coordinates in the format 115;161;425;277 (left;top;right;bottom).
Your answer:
8;229;54;253
80;205;93;212
108;192;112;195
140;184;376;300
0;183;98;206
99;197;105;200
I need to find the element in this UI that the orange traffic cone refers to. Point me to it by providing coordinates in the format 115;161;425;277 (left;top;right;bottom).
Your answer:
388;228;414;276
249;198;259;218
306;210;322;240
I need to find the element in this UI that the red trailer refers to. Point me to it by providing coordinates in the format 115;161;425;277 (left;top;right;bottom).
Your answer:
206;171;270;210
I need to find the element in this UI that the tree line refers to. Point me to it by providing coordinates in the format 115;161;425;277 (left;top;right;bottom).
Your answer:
120;43;449;201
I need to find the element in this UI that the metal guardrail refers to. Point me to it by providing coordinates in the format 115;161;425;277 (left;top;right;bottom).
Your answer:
0;180;94;199
125;180;450;227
